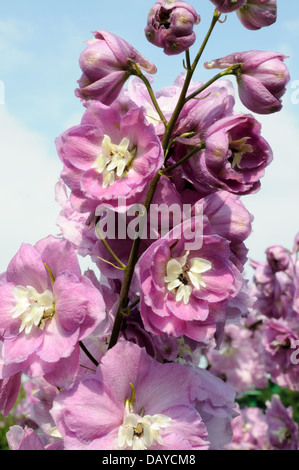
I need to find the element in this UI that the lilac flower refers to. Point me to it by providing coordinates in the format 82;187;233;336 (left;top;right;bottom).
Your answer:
55;179;98;259
209;0;246;13
6;425;63;450
0;236;108;388
50;341;210;450
266;395;299;450
225;405;271;450
75;30;156;105
206;322;267;392
178;113;273;195
56;101;163;213
265;245;291;273
237;0;277;31
190;191;253;279
261;318;299;391
135;217;243;343
145;0;200;55
250;259;294;319
192;366;238;449
195;191;253;246
0;372;22;416
205;50;290;114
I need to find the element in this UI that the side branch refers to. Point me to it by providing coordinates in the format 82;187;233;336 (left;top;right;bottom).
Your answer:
185;65;242;103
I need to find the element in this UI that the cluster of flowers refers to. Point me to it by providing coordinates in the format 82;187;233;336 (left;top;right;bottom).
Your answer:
0;0;296;451
204;233;299;394
201;232;299;449
227;396;299;450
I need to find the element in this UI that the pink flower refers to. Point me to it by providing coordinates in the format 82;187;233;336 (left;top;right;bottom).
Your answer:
50;341;210;450
178;113;273;195
75;30;157;105
250;259;294;319
195;191;253;246
266;395;299;450
135;217;244;343
56;101;163;213
145;0;200;55
0;237;108;388
192;366;238;449
265;245;291;273
209;0;246;13
206;322;267;392
0;372;22;416
6;425;63;450
225;405;271;450
205;50;290;114
55;179;98;258
261;318;299;391
237;0;277;31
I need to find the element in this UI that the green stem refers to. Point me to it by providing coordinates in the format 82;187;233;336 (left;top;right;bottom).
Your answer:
185;49;192;71
185;66;240;103
162;9;221;151
162;143;205;175
108;173;161;350
95;225;126;270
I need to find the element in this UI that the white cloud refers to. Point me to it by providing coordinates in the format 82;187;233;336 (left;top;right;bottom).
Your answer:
0;106;62;272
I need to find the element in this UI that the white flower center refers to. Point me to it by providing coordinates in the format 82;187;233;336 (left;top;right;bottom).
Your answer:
271;426;291;444
228;134;253;169
93;135;136;188
164;250;212;304
11;285;55;334
117;401;172;450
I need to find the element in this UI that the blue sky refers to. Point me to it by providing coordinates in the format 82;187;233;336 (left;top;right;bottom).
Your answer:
0;0;299;275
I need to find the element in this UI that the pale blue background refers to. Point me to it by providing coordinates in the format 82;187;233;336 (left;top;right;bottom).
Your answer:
0;0;299;276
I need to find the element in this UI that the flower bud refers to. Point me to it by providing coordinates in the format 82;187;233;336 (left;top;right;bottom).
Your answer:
205;50;290;114
265;245;290;273
145;0;200;55
75;30;157;105
237;0;277;31
209;0;246;13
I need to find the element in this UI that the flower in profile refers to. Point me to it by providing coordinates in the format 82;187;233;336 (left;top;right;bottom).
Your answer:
145;0;200;55
0;237;108;388
75;30;157;105
0;372;22;417
250;257;294;319
266;395;299;451
237;0;277;31
50;341;210;450
178;113;273;195
265;245;290;273
205;50;290;114
261;318;299;391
